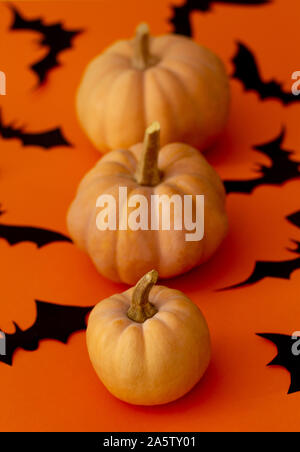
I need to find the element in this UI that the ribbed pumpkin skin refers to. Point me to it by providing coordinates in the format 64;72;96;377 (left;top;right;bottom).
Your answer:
67;142;228;285
86;285;211;405
76;34;230;153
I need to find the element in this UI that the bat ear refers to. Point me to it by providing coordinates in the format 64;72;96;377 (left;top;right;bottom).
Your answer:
13;322;22;333
279;127;286;139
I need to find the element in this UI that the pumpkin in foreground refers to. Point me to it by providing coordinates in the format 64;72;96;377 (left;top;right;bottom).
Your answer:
86;270;211;405
67;122;228;285
76;23;230;153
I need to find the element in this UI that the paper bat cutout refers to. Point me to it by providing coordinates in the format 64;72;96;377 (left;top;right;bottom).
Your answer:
232;42;300;104
0;300;92;365
221;211;300;290
170;0;270;36
224;130;300;194
0;110;71;149
9;5;82;85
0;223;72;248
257;333;300;394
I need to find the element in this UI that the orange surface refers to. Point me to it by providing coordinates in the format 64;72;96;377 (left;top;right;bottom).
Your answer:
0;0;299;432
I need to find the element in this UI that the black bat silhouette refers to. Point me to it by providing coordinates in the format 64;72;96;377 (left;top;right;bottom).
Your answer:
0;110;70;149
232;42;300;105
170;0;270;36
257;333;300;394
0;222;72;248
224;130;300;194
0;300;92;365
221;211;300;290
9;4;82;85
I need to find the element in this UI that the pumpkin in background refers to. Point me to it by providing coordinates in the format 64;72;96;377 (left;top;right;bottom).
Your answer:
67;122;228;285
86;270;211;405
76;23;230;153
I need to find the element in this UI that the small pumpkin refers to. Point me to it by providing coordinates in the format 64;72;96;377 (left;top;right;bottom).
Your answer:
67;122;228;285
86;270;211;405
76;23;230;153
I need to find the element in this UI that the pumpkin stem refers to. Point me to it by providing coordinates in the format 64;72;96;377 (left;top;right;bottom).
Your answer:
133;23;159;70
127;270;159;323
135;122;161;186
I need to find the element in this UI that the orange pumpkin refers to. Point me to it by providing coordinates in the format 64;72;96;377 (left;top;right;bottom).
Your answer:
76;23;230;153
67;122;228;285
86;270;211;405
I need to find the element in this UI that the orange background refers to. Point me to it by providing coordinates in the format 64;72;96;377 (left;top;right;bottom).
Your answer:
0;0;299;432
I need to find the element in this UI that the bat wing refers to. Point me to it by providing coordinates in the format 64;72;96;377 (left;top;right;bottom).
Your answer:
220;210;300;290
31;51;60;86
233;42;300;104
220;258;300;290
224;131;300;194
257;333;300;394
0;224;72;248
34;301;91;344
20;128;71;149
0;301;92;366
0;110;70;149
251;131;300;185
280;91;300;105
224;178;262;194
9;5;82;85
220;0;270;6
170;3;193;36
232;42;267;94
170;1;271;36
